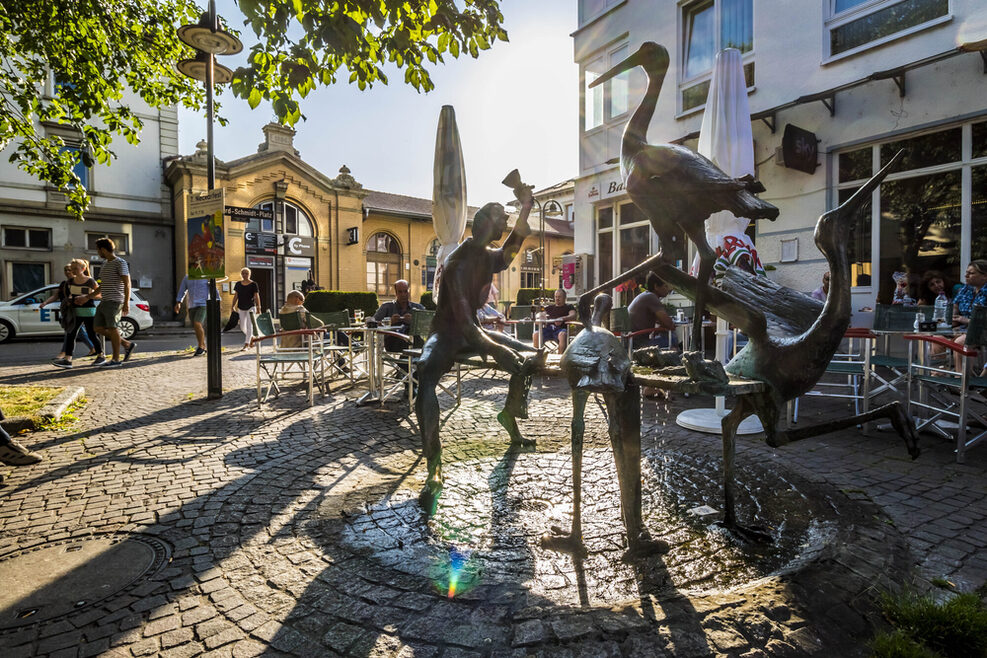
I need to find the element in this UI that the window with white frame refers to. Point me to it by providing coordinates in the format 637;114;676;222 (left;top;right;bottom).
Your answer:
579;0;622;26
583;43;633;132
826;0;949;59
60;146;89;189
520;248;542;290
366;232;402;296
834;119;987;303
680;0;754;113
2;226;51;250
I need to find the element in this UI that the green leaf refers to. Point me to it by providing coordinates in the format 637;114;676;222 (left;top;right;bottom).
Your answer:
247;88;263;109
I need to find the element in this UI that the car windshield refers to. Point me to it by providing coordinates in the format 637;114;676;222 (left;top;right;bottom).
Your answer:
9;286;57;305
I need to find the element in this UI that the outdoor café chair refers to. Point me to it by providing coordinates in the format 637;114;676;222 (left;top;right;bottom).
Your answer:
309;309;367;383
609;305;674;356
905;305;987;463
251;310;328;406
869;303;945;399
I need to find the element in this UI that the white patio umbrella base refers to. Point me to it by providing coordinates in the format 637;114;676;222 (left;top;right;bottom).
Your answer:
675;407;763;435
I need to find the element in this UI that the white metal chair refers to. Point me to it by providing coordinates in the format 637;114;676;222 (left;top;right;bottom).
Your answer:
251;311;328;406
905;306;987;463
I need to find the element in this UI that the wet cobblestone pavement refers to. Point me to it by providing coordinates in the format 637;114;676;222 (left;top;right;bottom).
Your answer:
0;347;985;656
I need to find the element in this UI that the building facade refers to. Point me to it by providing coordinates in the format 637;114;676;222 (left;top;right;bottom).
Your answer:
573;0;987;314
0;85;177;316
166;124;573;315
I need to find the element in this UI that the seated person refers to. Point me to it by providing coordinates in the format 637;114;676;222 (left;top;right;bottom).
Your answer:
278;290;323;348
917;269;949;306
810;271;830;301
628;272;677;348
477;302;507;332
540;288;576;353
373;279;424;352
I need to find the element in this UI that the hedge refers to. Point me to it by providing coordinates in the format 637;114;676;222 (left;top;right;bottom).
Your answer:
516;288;550;306
303;290;379;316
419;291;436;309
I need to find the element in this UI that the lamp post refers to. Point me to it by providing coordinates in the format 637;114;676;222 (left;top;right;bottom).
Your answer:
531;198;564;302
177;0;242;399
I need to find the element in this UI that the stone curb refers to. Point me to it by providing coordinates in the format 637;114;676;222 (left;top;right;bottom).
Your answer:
1;385;84;433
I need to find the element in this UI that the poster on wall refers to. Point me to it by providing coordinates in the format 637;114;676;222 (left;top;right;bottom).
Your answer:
188;189;225;279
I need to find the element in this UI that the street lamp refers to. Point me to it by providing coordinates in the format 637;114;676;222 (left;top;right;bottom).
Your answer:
177;0;242;399
531;198;564;302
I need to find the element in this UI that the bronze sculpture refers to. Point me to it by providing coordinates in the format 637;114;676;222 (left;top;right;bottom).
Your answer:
415;171;546;514
583;42;779;349
639;151;920;539
545;293;668;559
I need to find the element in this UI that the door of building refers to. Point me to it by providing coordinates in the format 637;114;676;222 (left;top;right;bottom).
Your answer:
253;268;275;312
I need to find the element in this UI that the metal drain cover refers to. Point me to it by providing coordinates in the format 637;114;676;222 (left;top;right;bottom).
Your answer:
0;534;169;629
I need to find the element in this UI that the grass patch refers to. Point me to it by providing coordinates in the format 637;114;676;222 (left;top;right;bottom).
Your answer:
37;398;85;432
0;385;63;418
872;590;987;658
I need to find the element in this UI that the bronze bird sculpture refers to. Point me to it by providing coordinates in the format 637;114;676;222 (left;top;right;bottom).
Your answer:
580;42;779;350
545;293;667;560
647;151;920;537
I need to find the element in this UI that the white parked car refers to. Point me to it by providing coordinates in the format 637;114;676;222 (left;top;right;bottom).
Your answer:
0;285;153;343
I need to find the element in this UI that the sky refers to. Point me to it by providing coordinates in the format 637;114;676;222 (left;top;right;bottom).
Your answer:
178;0;579;206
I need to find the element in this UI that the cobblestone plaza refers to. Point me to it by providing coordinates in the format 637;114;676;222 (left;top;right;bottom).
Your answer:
0;347;985;656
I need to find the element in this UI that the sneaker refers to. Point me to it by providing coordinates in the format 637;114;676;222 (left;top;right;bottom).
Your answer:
100;359;122;368
0;439;42;466
123;342;137;362
194;347;205;357
51;358;73;369
92;355;106;366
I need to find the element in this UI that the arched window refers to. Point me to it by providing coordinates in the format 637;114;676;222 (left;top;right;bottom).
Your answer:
256;200;314;236
367;232;402;296
520;247;542;289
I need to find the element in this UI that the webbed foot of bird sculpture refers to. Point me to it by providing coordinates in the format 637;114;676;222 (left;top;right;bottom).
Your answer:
541;526;588;558
498;410;536;448
622;532;670;561
717;520;773;544
418;479;443;516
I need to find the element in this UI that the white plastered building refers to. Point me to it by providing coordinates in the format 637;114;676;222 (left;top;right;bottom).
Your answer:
572;0;987;314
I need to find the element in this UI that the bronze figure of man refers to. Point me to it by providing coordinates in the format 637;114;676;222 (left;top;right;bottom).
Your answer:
415;177;545;513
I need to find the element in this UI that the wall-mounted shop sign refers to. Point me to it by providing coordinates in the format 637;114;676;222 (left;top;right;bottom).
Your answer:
283;235;315;257
346;226;359;245
781;124;820;174
285;256;310;268
245;231;277;255
225;205;274;222
246;255;275;268
587;177;625;202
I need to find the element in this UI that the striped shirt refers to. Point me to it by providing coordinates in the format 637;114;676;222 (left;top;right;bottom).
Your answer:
98;257;130;303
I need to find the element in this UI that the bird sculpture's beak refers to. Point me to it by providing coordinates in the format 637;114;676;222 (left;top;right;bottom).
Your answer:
838;149;904;216
588;42;668;88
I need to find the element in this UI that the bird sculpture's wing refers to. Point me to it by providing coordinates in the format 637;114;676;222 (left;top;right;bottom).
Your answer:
634;145;749;194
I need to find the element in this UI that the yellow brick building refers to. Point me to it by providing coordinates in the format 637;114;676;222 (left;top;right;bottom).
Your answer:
165;124;573;315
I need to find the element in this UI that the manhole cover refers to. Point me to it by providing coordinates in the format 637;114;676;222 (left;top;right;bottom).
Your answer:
0;534;170;629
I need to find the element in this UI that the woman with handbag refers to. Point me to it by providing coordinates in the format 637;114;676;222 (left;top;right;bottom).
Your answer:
42;260;104;368
40;262;99;365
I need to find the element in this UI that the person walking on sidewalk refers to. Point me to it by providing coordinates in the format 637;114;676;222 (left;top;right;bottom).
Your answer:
40;262;100;365
90;237;136;367
174;275;209;356
44;260;105;368
232;268;262;350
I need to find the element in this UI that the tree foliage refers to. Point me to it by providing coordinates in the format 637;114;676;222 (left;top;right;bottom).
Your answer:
0;0;507;219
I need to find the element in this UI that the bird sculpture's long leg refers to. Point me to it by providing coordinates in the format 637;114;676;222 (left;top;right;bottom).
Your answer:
718;396;773;543
689;236;718;352
779;401;921;459
609;386;669;560
542;390;589;557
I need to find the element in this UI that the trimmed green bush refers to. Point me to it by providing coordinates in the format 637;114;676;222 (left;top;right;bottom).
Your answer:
420;291;436;310
872;591;987;658
516;288;546;306
303;290;379;316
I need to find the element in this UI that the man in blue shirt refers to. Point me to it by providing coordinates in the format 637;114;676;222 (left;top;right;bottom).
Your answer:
174;275;209;356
